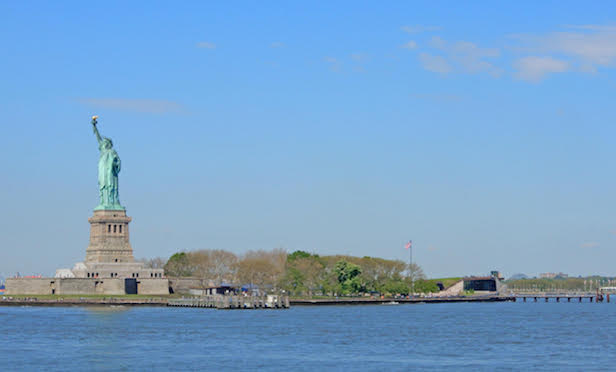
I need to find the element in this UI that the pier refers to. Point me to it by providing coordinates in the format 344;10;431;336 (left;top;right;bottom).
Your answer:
167;295;290;309
512;289;616;303
513;295;596;303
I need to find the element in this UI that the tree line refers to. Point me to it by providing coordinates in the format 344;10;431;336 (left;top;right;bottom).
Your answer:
151;249;443;296
506;277;616;292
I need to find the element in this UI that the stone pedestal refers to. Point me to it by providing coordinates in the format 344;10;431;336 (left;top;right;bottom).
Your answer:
86;209;134;263
77;209;165;281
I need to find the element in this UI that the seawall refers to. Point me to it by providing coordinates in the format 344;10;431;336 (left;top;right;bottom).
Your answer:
0;297;167;306
291;296;515;305
0;295;514;307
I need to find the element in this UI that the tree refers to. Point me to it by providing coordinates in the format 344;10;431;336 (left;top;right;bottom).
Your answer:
334;260;363;294
383;280;410;295
163;248;435;296
237;249;287;292
287;250;313;261
209;250;239;284
281;252;325;296
138;257;166;269
164;252;193;277
407;263;426;282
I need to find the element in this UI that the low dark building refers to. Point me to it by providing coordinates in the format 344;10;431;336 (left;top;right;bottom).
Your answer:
463;276;501;293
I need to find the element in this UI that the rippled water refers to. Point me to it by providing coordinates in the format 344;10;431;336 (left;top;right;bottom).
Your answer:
1;302;615;371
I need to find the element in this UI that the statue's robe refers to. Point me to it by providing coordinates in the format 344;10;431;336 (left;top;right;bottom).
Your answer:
98;148;121;205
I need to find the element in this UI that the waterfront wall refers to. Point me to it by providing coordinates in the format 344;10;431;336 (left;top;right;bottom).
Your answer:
6;278;53;295
6;278;168;295
167;277;208;294
138;278;170;295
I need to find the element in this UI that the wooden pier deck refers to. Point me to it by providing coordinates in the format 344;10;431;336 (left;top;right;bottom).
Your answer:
512;293;610;303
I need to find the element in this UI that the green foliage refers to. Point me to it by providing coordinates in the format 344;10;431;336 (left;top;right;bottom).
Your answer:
281;267;306;293
280;251;325;296
382;280;410;295
412;279;440;293
164;252;193;277
334;260;363;294
163;249;435;297
287;250;316;261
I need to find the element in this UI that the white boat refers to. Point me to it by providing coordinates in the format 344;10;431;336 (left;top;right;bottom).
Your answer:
382;301;400;305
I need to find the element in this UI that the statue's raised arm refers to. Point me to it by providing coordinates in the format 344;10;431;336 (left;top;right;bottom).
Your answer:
92;116;103;145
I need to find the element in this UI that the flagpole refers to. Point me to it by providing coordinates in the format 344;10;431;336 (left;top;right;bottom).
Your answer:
410;241;413;296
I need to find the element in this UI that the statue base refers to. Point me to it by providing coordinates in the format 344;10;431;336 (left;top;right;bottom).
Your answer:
81;209;165;279
85;209;134;263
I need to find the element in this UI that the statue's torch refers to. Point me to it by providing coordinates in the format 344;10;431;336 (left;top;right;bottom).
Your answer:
92;115;98;125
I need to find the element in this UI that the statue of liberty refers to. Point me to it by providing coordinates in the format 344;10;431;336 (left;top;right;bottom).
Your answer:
91;116;124;210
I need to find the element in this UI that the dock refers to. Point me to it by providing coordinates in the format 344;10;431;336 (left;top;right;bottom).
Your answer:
512;293;615;303
167;295;290;309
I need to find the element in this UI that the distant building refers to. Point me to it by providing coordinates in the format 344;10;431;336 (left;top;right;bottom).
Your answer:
436;275;503;297
463;276;501;292
189;283;238;296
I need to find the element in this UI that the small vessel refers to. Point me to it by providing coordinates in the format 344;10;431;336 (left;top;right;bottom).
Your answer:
382;301;400;305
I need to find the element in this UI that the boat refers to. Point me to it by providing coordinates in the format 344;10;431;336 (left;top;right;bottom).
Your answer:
382;301;400;305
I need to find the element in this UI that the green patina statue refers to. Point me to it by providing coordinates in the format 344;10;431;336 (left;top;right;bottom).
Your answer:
91;116;124;210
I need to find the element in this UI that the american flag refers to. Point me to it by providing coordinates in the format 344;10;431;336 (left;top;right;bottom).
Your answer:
405;240;412;249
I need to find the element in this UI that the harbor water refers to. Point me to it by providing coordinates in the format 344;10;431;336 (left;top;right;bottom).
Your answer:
1;302;616;371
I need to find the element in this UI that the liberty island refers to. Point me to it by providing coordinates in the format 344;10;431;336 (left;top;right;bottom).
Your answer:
5;117;169;295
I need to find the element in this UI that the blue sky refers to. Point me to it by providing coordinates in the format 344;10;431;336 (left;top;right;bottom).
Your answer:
2;2;616;278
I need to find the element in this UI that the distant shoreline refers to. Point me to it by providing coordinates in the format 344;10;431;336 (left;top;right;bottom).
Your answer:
0;297;167;307
0;295;515;307
291;296;514;305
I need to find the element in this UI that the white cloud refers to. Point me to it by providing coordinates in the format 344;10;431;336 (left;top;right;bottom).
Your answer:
324;56;341;72
401;41;417;50
401;25;441;34
324;56;338;63
423;36;502;77
513;56;569;82
196;41;216;49
546;32;616;66
350;53;368;62
429;36;447;49
78;98;183;114
418;53;451;74
511;25;616;72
